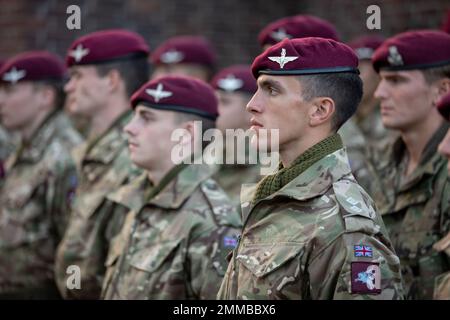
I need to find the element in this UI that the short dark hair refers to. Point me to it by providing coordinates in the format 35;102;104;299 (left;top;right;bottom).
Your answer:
95;56;150;97
421;64;450;85
297;73;363;131
173;112;216;150
33;79;65;109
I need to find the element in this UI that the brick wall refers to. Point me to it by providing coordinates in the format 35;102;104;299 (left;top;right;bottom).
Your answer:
0;0;448;69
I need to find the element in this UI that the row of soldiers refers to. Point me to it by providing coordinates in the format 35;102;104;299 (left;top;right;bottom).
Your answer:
0;14;449;300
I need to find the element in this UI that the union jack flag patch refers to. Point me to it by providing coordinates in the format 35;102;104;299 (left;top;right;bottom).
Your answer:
354;245;373;257
223;236;238;248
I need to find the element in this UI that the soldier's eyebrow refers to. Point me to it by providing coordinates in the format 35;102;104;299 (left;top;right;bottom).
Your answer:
258;78;282;90
136;107;154;118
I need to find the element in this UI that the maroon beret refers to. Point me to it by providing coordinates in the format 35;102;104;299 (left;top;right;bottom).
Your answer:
251;37;358;78
437;92;450;121
348;35;385;60
0;51;66;84
131;75;218;120
258;15;339;47
150;36;216;67
211;65;257;94
66;29;150;67
372;30;450;72
442;10;450;34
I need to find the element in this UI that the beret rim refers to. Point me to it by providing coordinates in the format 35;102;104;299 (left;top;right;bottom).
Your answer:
68;51;148;67
134;101;217;120
375;59;450;72
258;66;360;76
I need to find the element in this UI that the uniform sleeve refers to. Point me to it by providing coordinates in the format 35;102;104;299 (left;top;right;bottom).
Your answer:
54;199;128;299
187;224;240;300
308;232;405;300
432;178;450;299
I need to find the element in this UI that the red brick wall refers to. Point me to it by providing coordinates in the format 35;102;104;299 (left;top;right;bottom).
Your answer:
0;0;448;69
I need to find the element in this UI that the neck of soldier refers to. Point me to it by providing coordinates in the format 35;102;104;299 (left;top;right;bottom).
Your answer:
21;108;54;143
279;130;332;168
146;158;178;187
88;94;129;139
355;96;379;121
401;113;444;176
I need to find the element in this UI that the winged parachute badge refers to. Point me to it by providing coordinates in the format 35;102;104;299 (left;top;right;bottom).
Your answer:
268;48;298;69
145;83;173;102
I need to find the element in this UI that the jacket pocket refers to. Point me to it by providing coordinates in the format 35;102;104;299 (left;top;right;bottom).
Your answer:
236;242;305;278
129;239;182;273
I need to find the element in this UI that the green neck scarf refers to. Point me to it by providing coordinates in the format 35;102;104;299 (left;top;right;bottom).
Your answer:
252;133;343;203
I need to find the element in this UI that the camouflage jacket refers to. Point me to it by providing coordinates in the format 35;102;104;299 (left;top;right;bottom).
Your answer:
213;164;262;206
0;124;18;164
338;118;372;194
355;107;391;145
55;110;141;299
433;231;450;299
368;123;450;299
101;163;242;300
0;111;82;298
217;148;404;300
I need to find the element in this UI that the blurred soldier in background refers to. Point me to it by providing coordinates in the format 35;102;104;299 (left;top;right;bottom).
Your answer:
210;65;262;205
150;35;216;81
0;51;82;299
370;30;450;299
55;29;150;299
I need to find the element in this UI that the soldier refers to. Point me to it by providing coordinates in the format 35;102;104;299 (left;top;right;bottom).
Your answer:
370;30;450;299
150;36;216;81
0;51;82;298
258;14;372;193
101;76;241;299
348;35;394;146
432;93;450;300
54;29;150;299
217;37;404;300
0;59;19;177
210;65;262;205
258;14;339;51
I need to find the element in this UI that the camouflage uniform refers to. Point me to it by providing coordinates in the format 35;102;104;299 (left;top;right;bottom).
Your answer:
55;111;141;299
218;148;404;300
338;118;372;194
432;231;450;299
0;110;82;298
101;163;242;300
369;123;450;299
213;164;262;206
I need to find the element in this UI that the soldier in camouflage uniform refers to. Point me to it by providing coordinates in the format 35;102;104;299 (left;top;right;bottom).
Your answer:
210;65;262;205
101;76;241;299
218;37;404;300
258;14;373;194
54;30;150;299
431;93;450;299
150;36;216;82
369;30;450;299
347;35;394;146
0;51;82;298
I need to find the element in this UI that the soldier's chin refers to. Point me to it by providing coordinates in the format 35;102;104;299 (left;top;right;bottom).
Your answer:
250;135;274;153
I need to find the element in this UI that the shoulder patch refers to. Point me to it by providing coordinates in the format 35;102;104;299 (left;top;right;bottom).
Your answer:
351;262;381;295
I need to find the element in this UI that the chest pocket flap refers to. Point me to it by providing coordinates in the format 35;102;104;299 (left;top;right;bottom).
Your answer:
236;242;305;278
129;239;183;273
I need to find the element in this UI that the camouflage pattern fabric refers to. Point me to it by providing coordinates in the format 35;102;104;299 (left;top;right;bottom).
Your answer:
218;148;404;300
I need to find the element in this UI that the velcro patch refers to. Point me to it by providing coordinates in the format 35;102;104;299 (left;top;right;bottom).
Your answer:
351;262;381;294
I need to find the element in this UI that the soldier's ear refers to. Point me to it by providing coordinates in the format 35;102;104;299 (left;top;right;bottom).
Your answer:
106;69;124;94
308;97;335;127
432;78;450;107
